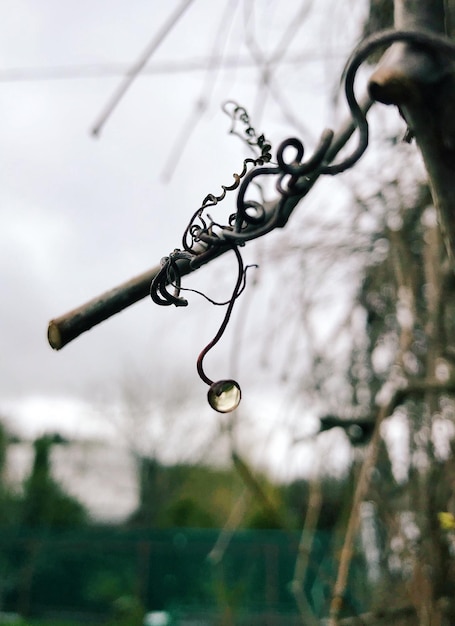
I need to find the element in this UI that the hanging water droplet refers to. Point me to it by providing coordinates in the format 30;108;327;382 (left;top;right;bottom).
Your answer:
208;380;241;413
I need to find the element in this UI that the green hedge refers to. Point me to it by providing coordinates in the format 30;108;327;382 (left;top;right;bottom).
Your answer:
0;527;368;621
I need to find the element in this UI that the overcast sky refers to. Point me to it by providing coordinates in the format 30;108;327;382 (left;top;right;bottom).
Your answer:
0;0;373;477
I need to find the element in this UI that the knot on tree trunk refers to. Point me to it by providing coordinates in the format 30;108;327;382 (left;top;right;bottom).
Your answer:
364;29;455;260
368;44;449;105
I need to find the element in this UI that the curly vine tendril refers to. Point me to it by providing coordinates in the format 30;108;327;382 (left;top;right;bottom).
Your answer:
196;245;244;387
151;28;455;411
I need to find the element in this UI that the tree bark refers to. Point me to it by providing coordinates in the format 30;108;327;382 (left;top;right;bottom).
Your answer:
368;0;455;260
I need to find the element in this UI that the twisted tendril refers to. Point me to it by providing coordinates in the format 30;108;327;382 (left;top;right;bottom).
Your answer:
151;28;455;410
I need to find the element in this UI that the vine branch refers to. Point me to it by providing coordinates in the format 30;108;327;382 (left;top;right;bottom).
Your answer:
48;94;372;350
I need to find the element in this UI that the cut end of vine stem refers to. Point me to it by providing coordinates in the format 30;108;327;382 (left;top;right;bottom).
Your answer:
47;322;63;351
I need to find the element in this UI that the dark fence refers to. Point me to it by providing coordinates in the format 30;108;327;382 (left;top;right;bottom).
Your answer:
0;527;368;623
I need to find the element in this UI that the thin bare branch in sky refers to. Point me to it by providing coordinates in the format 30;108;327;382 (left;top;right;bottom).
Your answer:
160;101;208;184
243;0;314;134
161;0;239;182
270;0;314;65
91;0;196;137
263;76;315;138
0;50;349;83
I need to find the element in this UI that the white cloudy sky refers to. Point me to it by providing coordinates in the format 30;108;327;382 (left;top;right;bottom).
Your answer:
0;0;375;475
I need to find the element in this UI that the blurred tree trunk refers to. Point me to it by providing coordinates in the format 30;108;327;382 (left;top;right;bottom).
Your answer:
369;0;455;260
343;190;455;626
366;2;455;623
327;3;455;625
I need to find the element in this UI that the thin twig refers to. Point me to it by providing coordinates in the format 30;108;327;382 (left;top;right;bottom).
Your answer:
243;0;314;136
327;387;402;626
231;451;289;530
161;0;239;182
91;0;195;136
291;480;322;626
207;489;249;565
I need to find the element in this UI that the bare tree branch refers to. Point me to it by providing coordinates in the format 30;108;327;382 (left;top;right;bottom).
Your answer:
327;384;402;626
91;0;195;136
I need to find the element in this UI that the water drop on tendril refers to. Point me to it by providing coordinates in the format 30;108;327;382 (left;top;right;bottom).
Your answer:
208;380;241;413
